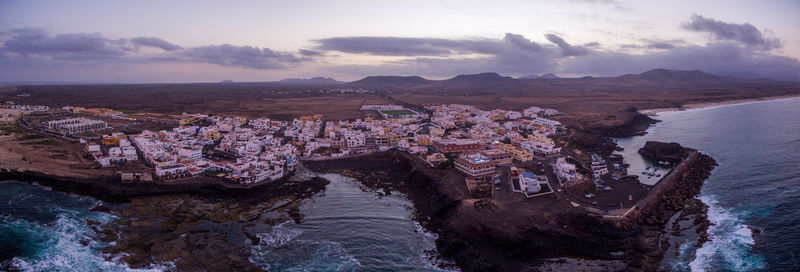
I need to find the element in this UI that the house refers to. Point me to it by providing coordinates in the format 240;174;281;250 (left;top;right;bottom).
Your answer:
433;139;485;154
46;118;107;134
426;153;447;166
591;153;608;177
494;143;533;162
480;149;513;165
454;153;496;177
555;157;577;183
178;146;203;161
523;107;542;118
520;171;541;193
520;141;561;158
155;164;189;179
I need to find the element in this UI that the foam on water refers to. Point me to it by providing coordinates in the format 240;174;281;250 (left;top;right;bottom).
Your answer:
249;172;458;271
0;182;172;272
687;196;765;271
256;221;304;248
249;221;361;271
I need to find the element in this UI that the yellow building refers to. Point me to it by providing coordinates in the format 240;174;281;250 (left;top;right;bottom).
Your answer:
415;134;431;146
235;117;247;125
205;130;222;141
490;110;505;121
101;133;126;145
180;116;202;126
495;143;534;162
527;133;554;146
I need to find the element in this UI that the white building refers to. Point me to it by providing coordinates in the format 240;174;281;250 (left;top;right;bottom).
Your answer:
555;157;577;183
46;118;107;134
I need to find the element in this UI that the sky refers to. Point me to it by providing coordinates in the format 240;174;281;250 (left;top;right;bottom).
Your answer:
1;0;799;83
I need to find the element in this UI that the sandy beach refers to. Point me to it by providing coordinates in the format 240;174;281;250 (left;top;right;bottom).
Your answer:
638;94;800;115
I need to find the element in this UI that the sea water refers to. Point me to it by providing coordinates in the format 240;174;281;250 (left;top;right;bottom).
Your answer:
0;181;173;271
248;173;454;272
0;173;452;271
615;97;800;271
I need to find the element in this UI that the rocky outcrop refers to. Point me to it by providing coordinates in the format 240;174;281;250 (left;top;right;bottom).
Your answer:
638;141;689;164
0;169;296;203
629;152;717;271
307;149;718;272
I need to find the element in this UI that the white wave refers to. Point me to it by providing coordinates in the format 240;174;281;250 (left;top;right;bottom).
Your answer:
3;208;168;272
3;196;175;272
689;195;764;272
256;221;303;248
413;221;460;271
250;238;361;271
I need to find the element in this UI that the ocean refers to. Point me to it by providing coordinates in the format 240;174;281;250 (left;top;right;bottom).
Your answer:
248;172;453;271
0;172;451;271
615;97;800;271
0;181;173;271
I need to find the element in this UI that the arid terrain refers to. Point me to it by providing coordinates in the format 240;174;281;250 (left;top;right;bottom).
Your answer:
3;69;798;129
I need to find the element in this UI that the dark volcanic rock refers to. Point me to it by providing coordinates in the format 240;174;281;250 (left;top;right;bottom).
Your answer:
638;141;689;164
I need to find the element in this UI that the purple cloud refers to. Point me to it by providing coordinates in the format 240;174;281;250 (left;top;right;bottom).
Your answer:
0;27;306;70
2;27;130;59
683;14;781;50
544;34;589;57
181;44;303;69
130;37;182;51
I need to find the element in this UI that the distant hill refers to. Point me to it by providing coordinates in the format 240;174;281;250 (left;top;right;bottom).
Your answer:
276;77;343;85
445;72;515;83
348;75;432;86
617;69;720;82
337;68;790;93
517;74;540;79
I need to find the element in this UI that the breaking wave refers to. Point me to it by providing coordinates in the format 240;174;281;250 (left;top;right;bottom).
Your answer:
256;221;303;248
688;195;765;271
250;222;361;271
0;182;172;272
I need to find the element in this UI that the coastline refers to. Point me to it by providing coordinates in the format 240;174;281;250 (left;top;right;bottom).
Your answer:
304;149;717;272
638;94;800;115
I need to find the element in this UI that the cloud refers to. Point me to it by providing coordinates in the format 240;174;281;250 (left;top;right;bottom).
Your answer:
298;49;322;56
646;41;675;49
181;44;303;69
313;33;550;57
0;27;306;70
315;33;561;76
313;36;457;56
130;37;182;51
544;34;589;56
683;14;781;50
503;33;544;51
316;30;800;80
584;42;601;48
2;27;131;59
561;42;800;80
2;24;799;82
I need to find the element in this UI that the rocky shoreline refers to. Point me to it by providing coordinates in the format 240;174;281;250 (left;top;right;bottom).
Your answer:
0;111;718;271
305;144;717;271
0;169;300;203
0;169;330;271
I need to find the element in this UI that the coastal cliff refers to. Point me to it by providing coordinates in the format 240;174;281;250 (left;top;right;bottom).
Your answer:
1;138;717;271
305;146;716;272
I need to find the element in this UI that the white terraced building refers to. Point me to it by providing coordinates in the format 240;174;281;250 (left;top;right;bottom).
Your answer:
46;118;107;134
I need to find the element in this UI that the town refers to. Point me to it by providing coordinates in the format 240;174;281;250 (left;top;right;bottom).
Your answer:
2;98;662;211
